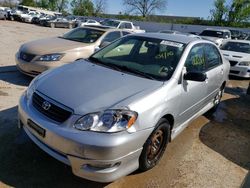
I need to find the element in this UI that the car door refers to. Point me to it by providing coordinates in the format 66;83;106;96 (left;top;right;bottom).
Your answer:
177;43;208;124
203;43;224;103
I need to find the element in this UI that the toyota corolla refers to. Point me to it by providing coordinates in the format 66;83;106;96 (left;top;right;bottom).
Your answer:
18;33;230;182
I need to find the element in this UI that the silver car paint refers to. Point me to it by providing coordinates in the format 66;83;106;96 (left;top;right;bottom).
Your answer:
18;34;230;182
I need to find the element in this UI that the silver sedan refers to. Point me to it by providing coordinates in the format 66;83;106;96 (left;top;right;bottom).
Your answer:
18;33;230;182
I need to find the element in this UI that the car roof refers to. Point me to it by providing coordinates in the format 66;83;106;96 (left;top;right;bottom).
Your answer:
82;26;132;33
132;33;201;44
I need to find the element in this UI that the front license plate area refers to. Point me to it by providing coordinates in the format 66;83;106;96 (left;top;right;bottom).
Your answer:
27;119;46;138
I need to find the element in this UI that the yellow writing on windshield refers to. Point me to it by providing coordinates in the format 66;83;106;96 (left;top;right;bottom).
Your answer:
155;51;174;59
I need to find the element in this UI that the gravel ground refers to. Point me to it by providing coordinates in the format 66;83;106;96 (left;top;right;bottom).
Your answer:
0;20;249;188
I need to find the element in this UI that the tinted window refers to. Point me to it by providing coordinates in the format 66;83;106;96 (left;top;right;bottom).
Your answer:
205;44;222;69
90;36;186;81
122;31;131;36
221;41;250;53
185;44;206;72
125;23;132;29
199;30;224;38
102;31;121;42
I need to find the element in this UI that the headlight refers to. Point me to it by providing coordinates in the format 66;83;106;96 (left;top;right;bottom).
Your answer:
37;53;64;61
25;77;38;100
239;61;250;66
74;110;138;133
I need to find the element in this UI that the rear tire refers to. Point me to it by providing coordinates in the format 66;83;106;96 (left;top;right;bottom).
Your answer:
139;119;170;172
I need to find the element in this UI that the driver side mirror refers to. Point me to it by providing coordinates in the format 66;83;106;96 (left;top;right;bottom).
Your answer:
184;72;207;82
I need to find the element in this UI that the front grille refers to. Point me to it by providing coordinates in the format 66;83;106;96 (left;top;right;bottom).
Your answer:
32;92;72;123
20;52;36;62
229;60;238;66
230;70;240;74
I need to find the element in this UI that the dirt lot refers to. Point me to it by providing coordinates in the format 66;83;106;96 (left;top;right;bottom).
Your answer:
0;21;249;188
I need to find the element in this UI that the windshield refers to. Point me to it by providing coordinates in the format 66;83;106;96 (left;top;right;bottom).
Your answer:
89;36;185;81
221;42;250;53
101;20;120;28
200;30;226;38
61;28;105;43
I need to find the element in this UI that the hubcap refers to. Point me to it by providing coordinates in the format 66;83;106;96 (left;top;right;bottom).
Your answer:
147;129;164;163
214;90;222;105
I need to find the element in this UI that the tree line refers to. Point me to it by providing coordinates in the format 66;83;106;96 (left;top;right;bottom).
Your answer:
1;0;249;28
210;0;250;27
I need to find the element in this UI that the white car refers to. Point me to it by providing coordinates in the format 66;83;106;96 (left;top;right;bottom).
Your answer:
0;9;7;20
78;19;100;27
199;28;231;47
21;11;40;23
221;40;250;78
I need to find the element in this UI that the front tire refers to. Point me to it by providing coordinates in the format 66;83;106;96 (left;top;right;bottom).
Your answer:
139;119;170;171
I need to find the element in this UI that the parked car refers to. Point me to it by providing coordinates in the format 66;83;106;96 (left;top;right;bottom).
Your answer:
229;29;242;40
47;17;77;28
39;15;57;26
21;11;41;23
77;18;100;27
0;9;7;20
199;28;231;46
159;30;181;34
18;33;229;182
16;26;132;76
6;9;15;20
101;19;145;33
221;40;250;78
160;30;201;39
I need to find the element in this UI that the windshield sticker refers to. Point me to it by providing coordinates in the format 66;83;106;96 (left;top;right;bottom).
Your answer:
160;40;183;48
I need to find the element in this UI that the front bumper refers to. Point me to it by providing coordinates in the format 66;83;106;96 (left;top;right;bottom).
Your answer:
18;94;152;182
15;53;65;77
230;66;250;78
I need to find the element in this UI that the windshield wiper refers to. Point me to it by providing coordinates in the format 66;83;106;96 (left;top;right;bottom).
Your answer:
112;64;156;80
88;58;156;80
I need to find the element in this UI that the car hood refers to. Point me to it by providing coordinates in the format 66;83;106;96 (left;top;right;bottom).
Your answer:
36;60;163;115
20;37;91;55
221;50;250;60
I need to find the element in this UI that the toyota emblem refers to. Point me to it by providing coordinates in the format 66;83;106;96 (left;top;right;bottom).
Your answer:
42;101;51;111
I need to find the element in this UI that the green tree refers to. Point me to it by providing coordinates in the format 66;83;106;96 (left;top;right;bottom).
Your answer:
57;0;68;12
94;0;107;16
20;0;36;6
36;0;49;9
228;0;250;23
210;0;228;25
123;0;167;17
71;0;94;16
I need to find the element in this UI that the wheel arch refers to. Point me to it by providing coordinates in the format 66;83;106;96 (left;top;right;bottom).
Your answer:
161;114;174;141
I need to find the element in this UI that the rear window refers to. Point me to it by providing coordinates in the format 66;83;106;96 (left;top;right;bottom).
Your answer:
62;28;105;43
200;30;225;38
